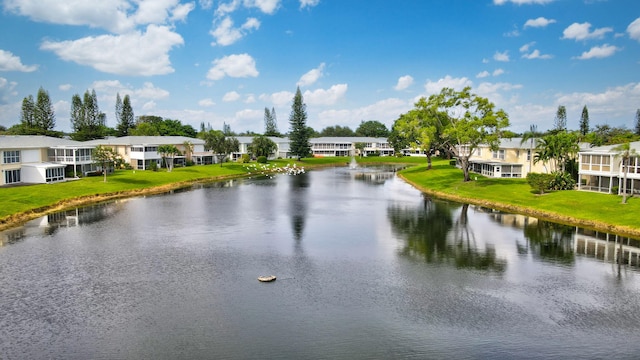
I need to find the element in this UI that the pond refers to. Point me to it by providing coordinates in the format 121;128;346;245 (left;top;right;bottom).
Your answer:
1;165;640;359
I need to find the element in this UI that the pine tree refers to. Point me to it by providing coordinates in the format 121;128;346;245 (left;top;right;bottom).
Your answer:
34;87;56;133
554;105;566;131
116;94;134;137
635;109;640;136
20;95;35;132
70;94;85;135
115;93;123;128
288;87;311;159
579;105;589;136
264;107;279;136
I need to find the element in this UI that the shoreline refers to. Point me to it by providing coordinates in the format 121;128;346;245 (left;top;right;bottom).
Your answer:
398;173;640;239
2;163;639;239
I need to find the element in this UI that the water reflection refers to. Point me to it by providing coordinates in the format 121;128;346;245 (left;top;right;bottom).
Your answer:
288;172;309;242
388;196;507;272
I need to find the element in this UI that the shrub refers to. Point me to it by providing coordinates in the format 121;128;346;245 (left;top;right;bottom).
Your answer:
549;171;576;190
612;186;619;194
149;161;158;172
238;154;250;163
257;156;268;163
527;172;554;194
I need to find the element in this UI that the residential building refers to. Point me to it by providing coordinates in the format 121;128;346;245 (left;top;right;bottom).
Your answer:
85;136;207;170
465;138;546;179
0;135;96;186
310;137;394;157
233;136;291;160
578;141;640;195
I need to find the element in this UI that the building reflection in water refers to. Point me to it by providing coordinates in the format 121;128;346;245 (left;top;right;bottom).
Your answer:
481;207;640;268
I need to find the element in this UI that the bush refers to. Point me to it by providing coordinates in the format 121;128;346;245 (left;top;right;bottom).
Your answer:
238;154;250;163
257;156;268;163
149;161;158;172
612;186;619;194
526;172;554;194
549;171;576;190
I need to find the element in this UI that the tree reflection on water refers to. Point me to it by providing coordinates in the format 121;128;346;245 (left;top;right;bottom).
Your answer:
388;196;506;272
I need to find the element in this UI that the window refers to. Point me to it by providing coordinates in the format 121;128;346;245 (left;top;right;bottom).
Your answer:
45;167;65;182
5;169;21;184
3;150;20;164
527;149;531;161
492;149;505;160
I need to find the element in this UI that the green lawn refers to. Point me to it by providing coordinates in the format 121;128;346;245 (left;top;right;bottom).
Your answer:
2;156;637;236
398;158;639;235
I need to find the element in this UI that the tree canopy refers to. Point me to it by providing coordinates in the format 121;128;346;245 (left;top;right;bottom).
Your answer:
392;87;509;180
355;120;389;137
249;135;278;158
319;125;355;137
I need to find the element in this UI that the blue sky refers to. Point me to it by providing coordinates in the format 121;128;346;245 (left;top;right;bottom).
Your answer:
1;0;639;135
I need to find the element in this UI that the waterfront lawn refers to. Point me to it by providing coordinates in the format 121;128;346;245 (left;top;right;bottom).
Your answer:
399;158;640;231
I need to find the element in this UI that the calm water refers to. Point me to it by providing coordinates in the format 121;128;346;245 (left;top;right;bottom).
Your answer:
1;165;640;359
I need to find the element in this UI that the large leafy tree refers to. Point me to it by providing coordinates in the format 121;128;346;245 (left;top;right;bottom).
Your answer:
613;142;638;204
394;87;509;180
579;105;590;136
390;104;440;169
158;144;181;172
288;87;311;159
249;135;277;158
203;130;239;166
355;120;389;137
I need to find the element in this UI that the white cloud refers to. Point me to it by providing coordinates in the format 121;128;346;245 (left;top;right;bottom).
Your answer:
0;77;18;104
300;0;320;9
244;94;256;103
424;75;473;94
493;0;554;4
210;16;260;46
0;49;38;72
316;97;409;131
215;0;241;17
244;0;281;14
476;71;490;78
562;22;613;41
303;84;348;106
207;53;259;80
260;90;294;106
297;63;325;87
522;49;553;59
40;25;184;76
519;42;534;52
628;17;640;42
394;75;414;90
199;98;216;107
223;91;241;102
524;17;556;28
58;84;72;91
493;68;505;76
134;82;170;99
574;44;620;60
170;2;195;22
493;50;510;62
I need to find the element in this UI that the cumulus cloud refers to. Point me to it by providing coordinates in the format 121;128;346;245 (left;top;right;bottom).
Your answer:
394;75;414;91
260;90;294;106
574;44;620;60
211;16;260;46
522;49;553;59
316;97;409;131
562;22;613;41
4;0;192;34
223;91;241;102
424;75;473;94
0;49;38;72
244;0;281;14
58;84;72;91
476;71;490;78
303;84;348;106
524;17;556;28
628;17;640;42
207;53;259;80
40;25;184;76
297;63;325;87
0;77;18;104
493;50;510;62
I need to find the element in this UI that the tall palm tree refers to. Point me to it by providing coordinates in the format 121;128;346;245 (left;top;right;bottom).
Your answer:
520;124;540;173
182;140;194;163
613;142;638;204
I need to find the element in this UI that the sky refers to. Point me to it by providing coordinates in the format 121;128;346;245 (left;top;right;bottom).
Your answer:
0;0;639;135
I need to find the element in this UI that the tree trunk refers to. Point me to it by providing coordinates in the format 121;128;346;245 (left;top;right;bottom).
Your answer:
426;153;432;170
461;157;471;182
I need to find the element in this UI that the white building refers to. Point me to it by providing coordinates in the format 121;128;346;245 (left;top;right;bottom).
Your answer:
578;141;640;195
0;135;96;186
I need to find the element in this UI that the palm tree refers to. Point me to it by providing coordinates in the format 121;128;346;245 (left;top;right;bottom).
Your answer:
520;124;540;173
613;142;638;204
182;140;194;163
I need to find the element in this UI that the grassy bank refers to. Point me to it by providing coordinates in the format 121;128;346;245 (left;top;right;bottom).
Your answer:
2;155;637;237
398;158;640;237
